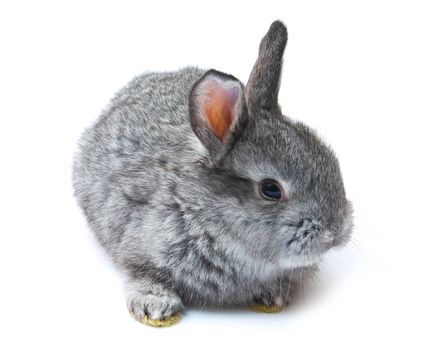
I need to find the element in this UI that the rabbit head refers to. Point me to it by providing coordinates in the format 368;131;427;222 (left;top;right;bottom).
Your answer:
189;21;352;269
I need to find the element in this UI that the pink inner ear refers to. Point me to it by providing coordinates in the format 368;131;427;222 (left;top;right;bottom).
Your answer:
202;80;239;141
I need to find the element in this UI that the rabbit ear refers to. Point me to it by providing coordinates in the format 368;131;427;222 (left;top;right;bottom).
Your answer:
190;70;248;164
246;20;288;113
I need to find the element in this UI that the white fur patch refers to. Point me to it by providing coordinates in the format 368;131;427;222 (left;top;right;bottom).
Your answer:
187;134;206;156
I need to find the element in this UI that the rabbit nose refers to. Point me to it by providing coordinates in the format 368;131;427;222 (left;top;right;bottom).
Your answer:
297;218;321;232
293;218;326;241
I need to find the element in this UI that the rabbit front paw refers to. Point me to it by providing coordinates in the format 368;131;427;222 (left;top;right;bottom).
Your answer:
250;302;283;313
250;293;287;313
127;290;183;327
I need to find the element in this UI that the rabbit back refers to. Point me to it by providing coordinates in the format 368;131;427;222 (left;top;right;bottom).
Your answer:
73;67;205;256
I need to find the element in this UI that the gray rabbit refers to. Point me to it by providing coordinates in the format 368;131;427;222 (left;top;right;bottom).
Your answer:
73;20;353;327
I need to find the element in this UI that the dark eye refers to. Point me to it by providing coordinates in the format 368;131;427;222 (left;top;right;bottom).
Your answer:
259;179;283;201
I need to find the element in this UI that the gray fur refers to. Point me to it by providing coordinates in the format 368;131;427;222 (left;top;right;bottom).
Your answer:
73;20;353;321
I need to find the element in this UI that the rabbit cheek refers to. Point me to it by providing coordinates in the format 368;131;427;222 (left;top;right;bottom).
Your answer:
333;201;354;247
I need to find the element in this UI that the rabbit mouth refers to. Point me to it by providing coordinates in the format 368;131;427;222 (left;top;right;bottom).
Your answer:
279;225;336;268
284;218;336;264
286;218;333;248
285;200;354;254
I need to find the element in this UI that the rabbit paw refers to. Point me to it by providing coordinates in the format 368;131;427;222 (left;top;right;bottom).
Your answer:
250;291;291;313
127;292;183;327
141;313;181;327
250;303;283;313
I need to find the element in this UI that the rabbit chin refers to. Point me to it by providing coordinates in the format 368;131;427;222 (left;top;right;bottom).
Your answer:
279;252;324;269
279;244;333;269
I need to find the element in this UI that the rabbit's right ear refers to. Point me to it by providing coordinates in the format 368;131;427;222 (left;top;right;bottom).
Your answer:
189;70;248;165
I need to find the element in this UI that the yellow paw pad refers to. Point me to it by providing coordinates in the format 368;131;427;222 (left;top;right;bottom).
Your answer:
141;314;181;327
250;303;283;313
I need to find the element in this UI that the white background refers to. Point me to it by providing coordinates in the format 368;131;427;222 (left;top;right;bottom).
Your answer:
1;1;439;349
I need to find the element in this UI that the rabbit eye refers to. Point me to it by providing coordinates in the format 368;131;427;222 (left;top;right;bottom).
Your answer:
259;179;283;201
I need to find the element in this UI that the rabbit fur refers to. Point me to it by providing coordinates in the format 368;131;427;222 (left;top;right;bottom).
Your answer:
73;20;353;322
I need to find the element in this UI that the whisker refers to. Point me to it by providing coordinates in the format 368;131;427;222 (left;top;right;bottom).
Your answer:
284;265;294;310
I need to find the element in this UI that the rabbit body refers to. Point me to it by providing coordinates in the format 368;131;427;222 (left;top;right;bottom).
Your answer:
73;21;352;323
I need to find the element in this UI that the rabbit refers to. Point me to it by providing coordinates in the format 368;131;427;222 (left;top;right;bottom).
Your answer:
73;20;353;326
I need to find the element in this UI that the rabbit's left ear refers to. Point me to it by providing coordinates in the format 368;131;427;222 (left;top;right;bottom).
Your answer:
190;70;248;164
